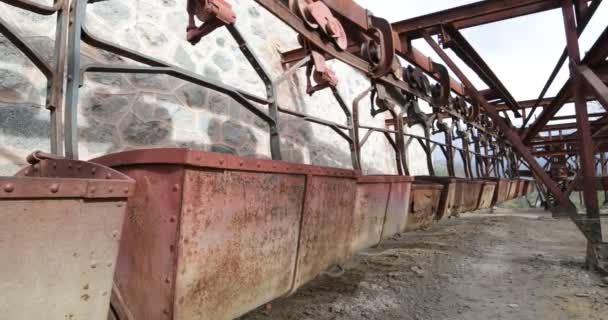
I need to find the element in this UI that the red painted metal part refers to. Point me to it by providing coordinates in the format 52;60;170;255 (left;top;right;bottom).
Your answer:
0;154;134;320
407;181;444;231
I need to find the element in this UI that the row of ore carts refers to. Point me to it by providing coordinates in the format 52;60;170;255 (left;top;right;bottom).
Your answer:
0;148;534;320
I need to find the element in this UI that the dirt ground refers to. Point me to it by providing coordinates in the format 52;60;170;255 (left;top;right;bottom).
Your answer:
240;208;608;320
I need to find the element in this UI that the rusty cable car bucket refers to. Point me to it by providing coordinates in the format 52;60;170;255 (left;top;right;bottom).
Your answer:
477;180;498;210
406;181;444;231
487;177;511;206
414;176;460;221
92;148;365;320
0;151;135;320
351;175;414;253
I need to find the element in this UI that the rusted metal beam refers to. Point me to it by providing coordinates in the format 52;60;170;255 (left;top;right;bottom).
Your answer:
254;0;428;101
578;65;608;111
423;31;587;237
524;21;608;142
280;43;467;97
441;25;522;117
529;134;608;146
494;94;596;111
524;80;573;142
393;0;566;39
539;117;608;132
550;112;605;122
522;0;602;127
562;0;603;259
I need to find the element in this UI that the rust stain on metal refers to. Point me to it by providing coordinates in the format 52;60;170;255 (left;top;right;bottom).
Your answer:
104;165;185;320
406;182;443;231
416;176;459;220
174;170;304;320
478;180;497;209
459;180;484;213
382;178;414;238
1;155;132;320
351;180;391;253
488;178;510;206
293;175;357;291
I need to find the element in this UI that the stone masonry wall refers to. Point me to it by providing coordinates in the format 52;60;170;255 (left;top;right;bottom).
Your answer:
0;0;428;176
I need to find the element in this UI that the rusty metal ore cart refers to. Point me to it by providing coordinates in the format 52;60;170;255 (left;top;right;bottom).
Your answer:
406;181;444;231
415;176;461;221
0;152;134;320
351;175;414;253
488;178;511;206
93;148;364;320
507;179;519;201
477;180;498;210
458;179;486;213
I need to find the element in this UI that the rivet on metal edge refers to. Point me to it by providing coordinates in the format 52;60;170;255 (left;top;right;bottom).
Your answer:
169;216;176;223
173;184;180;192
24;169;30;176
219;159;224;165
108;187;114;193
91;168;97;175
123;188;129;194
50;183;60;193
256;162;261;168
4;183;15;193
106;173;112;179
239;161;244;166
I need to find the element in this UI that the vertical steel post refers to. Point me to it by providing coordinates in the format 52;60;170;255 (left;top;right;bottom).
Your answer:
49;0;69;156
562;0;603;262
64;0;86;159
423;31;589;237
444;123;455;176
227;25;282;160
331;87;360;171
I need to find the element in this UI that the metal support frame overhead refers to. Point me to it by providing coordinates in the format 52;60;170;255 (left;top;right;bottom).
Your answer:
2;0;607;273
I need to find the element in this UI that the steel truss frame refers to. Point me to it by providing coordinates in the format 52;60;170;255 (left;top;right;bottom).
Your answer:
1;0;607;270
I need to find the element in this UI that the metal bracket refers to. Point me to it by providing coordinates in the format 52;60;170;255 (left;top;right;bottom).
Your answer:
187;0;236;45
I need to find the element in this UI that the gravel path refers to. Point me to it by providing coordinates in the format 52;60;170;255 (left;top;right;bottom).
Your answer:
240;208;608;320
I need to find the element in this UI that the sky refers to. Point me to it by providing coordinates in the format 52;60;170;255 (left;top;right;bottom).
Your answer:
355;0;608;126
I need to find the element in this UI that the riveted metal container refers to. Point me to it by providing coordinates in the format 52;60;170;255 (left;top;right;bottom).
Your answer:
459;179;485;213
93;148;358;320
415;176;461;220
487;178;510;206
0;153;134;320
351;175;414;253
477;180;498;210
406;181;444;231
